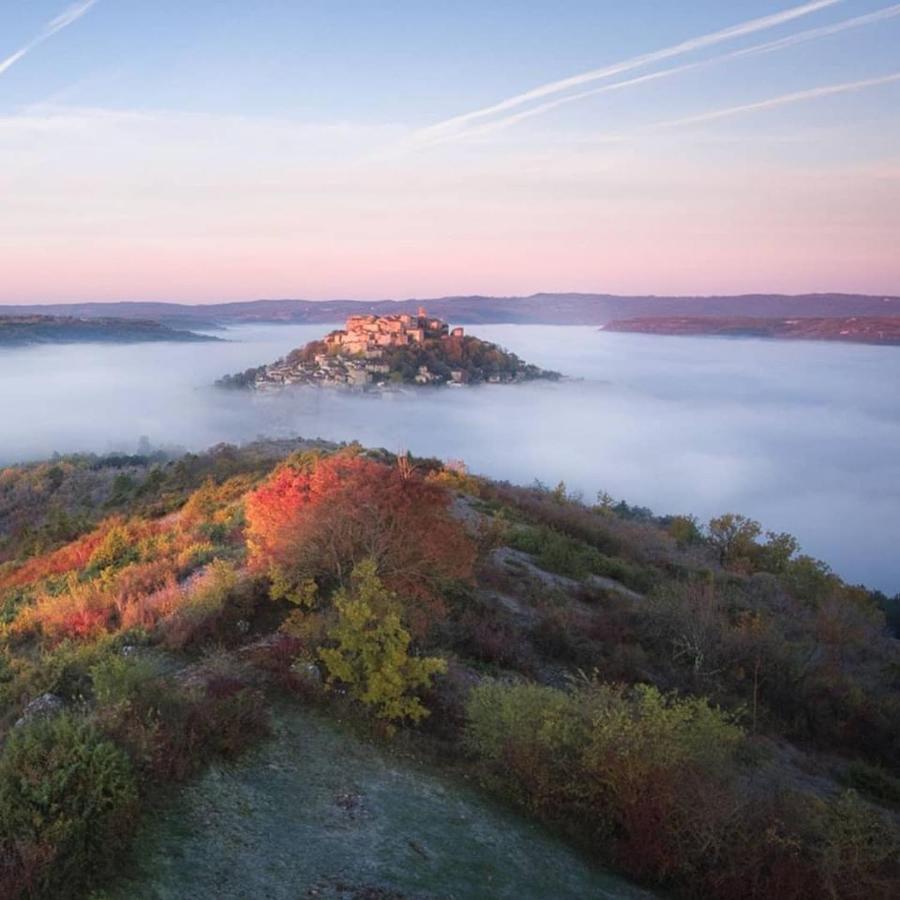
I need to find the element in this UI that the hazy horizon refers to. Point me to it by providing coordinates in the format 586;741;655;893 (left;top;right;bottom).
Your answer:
4;291;900;307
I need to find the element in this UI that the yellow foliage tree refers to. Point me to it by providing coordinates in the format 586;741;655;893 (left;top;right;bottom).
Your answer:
318;559;446;724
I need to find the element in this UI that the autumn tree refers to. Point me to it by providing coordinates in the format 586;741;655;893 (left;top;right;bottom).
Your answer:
667;514;702;548
706;513;762;569
706;515;804;578
318;559;447;724
245;451;475;633
757;530;800;574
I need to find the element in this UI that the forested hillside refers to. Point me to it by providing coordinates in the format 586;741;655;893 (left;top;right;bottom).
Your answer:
0;440;897;898
0;315;218;345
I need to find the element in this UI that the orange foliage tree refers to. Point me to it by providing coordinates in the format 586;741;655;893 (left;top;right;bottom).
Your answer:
245;452;475;633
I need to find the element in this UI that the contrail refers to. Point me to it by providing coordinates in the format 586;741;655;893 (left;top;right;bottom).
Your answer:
426;3;900;145
0;1;98;77
413;0;842;143
656;70;900;128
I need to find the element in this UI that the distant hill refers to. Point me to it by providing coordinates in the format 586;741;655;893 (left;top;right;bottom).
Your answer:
2;293;898;327
217;311;556;390
0;315;220;346
602;315;900;346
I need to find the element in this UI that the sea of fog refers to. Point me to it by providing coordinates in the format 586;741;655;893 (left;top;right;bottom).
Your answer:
1;323;898;593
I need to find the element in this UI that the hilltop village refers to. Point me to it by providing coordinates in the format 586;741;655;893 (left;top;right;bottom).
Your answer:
217;308;557;390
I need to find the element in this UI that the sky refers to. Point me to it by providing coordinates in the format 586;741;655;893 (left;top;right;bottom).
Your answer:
1;0;898;303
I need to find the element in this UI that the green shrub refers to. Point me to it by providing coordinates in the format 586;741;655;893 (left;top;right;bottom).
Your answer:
0;588;31;626
90;653;160;707
509;526;600;579
590;553;656;593
816;790;900;898
466;680;585;765
538;532;598;580
466;679;742;790
0;714;138;898
465;679;745;873
843;760;900;806
506;526;541;556
509;526;656;591
581;682;744;786
33;639;115;702
87;526;137;574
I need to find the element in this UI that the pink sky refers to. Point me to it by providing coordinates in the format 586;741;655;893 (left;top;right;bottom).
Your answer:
2;107;898;303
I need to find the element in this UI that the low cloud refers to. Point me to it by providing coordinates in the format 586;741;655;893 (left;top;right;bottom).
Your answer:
1;323;898;592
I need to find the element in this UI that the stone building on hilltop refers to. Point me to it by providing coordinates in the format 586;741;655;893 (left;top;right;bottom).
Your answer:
221;304;551;391
324;307;462;356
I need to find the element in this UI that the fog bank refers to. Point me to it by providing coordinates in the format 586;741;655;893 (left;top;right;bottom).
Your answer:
1;324;898;592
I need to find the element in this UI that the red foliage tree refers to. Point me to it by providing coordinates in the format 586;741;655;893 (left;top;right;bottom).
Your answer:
245;452;475;633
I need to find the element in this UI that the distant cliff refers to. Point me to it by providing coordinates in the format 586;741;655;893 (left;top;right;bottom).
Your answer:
0;315;220;346
601;316;900;346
